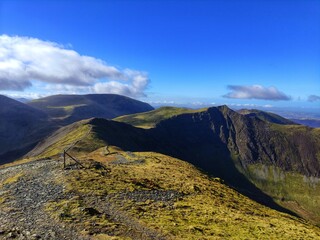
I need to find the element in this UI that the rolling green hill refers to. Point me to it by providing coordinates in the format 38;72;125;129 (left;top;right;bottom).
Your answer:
26;106;320;225
28;94;154;125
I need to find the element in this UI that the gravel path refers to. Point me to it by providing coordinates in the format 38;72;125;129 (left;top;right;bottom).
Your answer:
0;159;88;240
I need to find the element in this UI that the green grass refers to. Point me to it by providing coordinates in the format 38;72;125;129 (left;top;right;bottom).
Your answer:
45;150;320;239
114;106;207;128
35;123;94;159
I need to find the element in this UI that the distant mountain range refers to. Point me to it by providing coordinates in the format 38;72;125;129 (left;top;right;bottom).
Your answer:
0;94;153;163
27;94;154;125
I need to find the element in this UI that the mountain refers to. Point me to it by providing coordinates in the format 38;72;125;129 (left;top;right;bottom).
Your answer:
28;94;154;125
27;106;320;225
238;109;297;125
0;95;56;164
114;106;207;128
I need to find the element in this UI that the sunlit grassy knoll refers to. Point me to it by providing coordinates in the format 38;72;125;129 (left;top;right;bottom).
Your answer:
114;106;207;128
32;123;95;159
46;150;320;239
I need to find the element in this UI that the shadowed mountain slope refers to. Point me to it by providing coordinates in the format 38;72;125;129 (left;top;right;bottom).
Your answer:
0;95;57;164
28;94;154;125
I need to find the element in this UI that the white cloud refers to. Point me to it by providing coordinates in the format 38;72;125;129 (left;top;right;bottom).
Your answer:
0;35;149;97
223;85;291;101
93;70;149;97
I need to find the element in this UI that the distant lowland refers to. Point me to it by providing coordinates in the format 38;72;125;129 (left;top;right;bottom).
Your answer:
0;93;319;239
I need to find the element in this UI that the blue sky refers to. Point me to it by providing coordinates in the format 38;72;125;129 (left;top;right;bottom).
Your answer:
0;0;319;110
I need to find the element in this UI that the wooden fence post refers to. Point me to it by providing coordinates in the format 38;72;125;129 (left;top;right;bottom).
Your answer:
63;150;66;169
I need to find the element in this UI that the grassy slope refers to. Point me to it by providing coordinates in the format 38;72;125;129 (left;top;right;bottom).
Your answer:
114;106;207;128
45;147;320;239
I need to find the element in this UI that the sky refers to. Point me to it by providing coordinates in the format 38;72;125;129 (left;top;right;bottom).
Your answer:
0;0;319;111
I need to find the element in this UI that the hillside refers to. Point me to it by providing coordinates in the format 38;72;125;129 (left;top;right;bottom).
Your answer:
28;94;154;125
114;106;207;128
26;107;320;225
0;95;56;164
1;149;320;239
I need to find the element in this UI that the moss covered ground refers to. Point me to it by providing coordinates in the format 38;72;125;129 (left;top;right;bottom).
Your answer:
44;148;320;239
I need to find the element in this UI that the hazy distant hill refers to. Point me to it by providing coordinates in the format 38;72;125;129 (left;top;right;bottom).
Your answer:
0;95;56;163
238;109;297;125
28;94;154;125
28;106;320;224
290;118;320;128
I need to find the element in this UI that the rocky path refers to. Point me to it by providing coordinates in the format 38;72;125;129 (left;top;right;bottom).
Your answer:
0;159;88;240
0;158;173;240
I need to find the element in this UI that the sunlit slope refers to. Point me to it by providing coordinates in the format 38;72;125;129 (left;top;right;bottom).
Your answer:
23;147;320;239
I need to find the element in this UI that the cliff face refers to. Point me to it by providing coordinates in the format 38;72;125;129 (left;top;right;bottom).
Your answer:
152;106;320;178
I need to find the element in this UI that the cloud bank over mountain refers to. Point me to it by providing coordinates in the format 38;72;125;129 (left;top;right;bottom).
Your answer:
0;35;149;97
223;85;291;101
